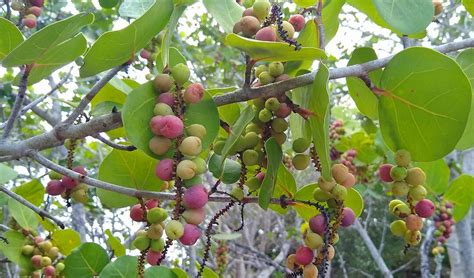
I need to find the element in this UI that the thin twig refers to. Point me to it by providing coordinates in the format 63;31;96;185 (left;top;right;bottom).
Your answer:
2;67;30;139
93;134;137;151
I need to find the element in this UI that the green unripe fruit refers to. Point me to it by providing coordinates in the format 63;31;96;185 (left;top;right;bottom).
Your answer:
186;124;207;139
39;241;53;252
48;247;59;259
390;166;407;181
268;62;284;77
71;189;88;204
48;171;62;180
408;185;427;201
165;220;185;240
147;223;164;240
318;177;336;192
391;181;409;197
56;262;65;272
230;136;247;153
213;140;225;155
153;74;173;92
243;132;260;148
149;136;172;156
265;97;280;111
192;157;207;174
405;167;426;186
243;149;259;166
393;203;411;218
333;233;340;245
22;245;34;255
150;238;165;252
252;0;271;20
246;123;262;134
252;98;265;110
230;187;245;201
255;65;268;78
136;229;148;237
313;188;333;202
271;131;287;145
404;230;421;245
292;138;311;153
327;198;338;208
292;154;310;170
147;207;168;224
258;108;272;123
133;236;151;251
390;220;407;237
279;21;295;39
271;118;288;133
153;103;174;116
304;231;323;249
259;71;275;85
330;184;347;201
246;177;262;191
388;199;404;212
171;63;190;85
179;136;202;157
176;160;197;180
41;256;52;267
395;150;411;167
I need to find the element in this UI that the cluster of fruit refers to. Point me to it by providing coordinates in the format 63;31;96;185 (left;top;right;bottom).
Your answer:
253;62;289;86
291;138;311;170
45;167;89;204
20;235;65;277
340;149;357;175
313;164;357;204
379;150;435;246
432;200;454;255
11;0;44;28
233;0;305;43
329;120;345;161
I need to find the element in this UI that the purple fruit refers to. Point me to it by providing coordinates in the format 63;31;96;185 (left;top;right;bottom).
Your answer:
183;185;208;209
155;159;174;181
309;214;327;235
46;180;66;196
341;207;355;227
179;224;201;246
415;199;435;218
157;92;175;106
379;164;394;183
295;246;314;266
150;115;184;139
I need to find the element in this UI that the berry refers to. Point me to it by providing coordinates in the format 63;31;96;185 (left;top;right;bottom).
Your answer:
255;26;277;41
341;207;355;227
48;246;59;258
46;180;66;196
30;0;44;7
56;262;65;272
153;103;174;116
434;0;443;15
147;223;164;239
130;204;145;222
147;208;168;224
43;266;55;276
292;154;310;170
165;220;184;240
31;255;42;268
27;6;42;16
271;118;288;133
48;171;63;180
404;230;422;245
150;115;184;139
259;71;275;85
289;14;305;32
146;250;162;265
149;136;172;156
157;92;175;106
184;83;205;103
286;254;297;270
73;166;87;176
153;74;173;92
182;208;206;225
186;124;206;139
176;160;197;180
295;246;314;266
254;66;268;79
179;136;202;157
11;1;23;11
331;164;349;184
183;185;208;209
265;97;280;111
405;167;426;186
390;166;407;181
279;21;295;39
303;264;318;278
393;203;411;218
395;150;411;167
268;62;284;77
309;214;327;235
179;224;201;246
378;164;394;183
243;132;260;148
233;21;243;34
275;103;291;118
171;63;190;85
243;149;259;166
242;8;256;17
390;220;407;237
409;185;427;201
272;131;286;145
318;177;336;192
292;138;310;153
331;184;347;201
22;245;34;255
258;108;272;122
388;199;404;212
71;189;88;203
41;256;52;266
155;159;174;181
406;214;423;231
415;199;435;218
341;173;356;188
240;16;260;37
246;176;262;191
313;188;332;202
61;176;78;190
391;181;409;196
140;49;151;59
192;157;207;174
304;231;323;249
150;238;165;252
252;0;270;20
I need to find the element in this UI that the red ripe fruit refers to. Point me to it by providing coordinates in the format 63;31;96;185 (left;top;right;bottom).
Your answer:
255;172;265;182
157;92;175;106
275;103;291;118
43;265;55;276
309;214;327;235
415;199;435;218
30;0;44;7
27;6;42;16
146;250;162;265
289;14;305;32
140;49;151;59
31;255;42;268
378;164;394;183
183;185;208;209
130;204;145;222
73;166;87;176
295;246;314;266
179;224;201;246
46;180;66;196
155;159;174;181
149;115;184;139
255;26;277;42
145;199;159;209
341;207;355;227
22;16;37;29
184;83;205;104
61;176;78;189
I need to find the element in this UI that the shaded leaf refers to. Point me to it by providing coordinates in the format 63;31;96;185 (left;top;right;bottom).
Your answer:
51;229;81;256
444;174;474;221
99;256;137;278
13;179;44;207
0;163;18;184
258;138;282;210
0;18;23;61
415;160;450;195
64;243;110;277
373;0;433;34
0;231;31;269
221;106;255;160
455;48;474;150
8;198;38;230
203;0;243;34
208;153;241;184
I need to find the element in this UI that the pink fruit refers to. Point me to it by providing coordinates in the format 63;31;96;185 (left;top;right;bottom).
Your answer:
31;255;42;268
275;103;291;118
61;176;78;189
157;92;175;106
183;185;208;209
379;164;394;183
295;246;314;266
275;74;290;82
182;208;206;225
23;17;37;28
255;26;277;41
34;236;44;244
149;115;184;139
146;250;162;265
43;265;55;276
155;159;174;181
140;50;151;59
341;207;355;227
309;214;327;235
73;166;87;176
145;199;159;209
46;180;66;196
27;6;42;16
415;199;435;218
179;224;201;246
130;204;145;222
30;0;44;7
342;173;356;188
242;8;255;17
289;14;305;32
184;83;205;104
255;172;265;182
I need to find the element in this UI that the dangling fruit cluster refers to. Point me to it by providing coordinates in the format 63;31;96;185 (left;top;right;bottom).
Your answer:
46;167;89;204
253;61;290;87
19;235;65;277
314;164;357;201
292;137;311;171
340;149;357;174
431;200;454;255
11;0;44;29
329;120;345;161
380;150;434;246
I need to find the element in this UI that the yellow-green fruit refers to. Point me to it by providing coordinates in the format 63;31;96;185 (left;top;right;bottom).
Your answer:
71;189;88;204
179;136;202;157
405;167;426;186
150;238;165;252
48;171;62;180
171;63;190;85
243;149;259;166
246;177;262;191
331;184;347;201
147;207;168;224
47;247;59;259
246;123;262;134
165;220;185;240
271;118;288;133
153;74;172;92
304;231;323;249
133;236;150;251
258;108;272;123
213;140;225;155
395;150;411;167
404;230;422;245
147;223;164;240
408;185;427;201
279;21;295;39
390;220;407;237
303;264;318;278
313;188;332;202
149;136;172;156
268;62;284;77
333;233;340;245
259;71;275;85
56;262;65;272
243;132;260;148
41;256;52;267
186;124;207;139
293;138;311;153
153;103;174;116
389;199;404;212
230;187;245;201
292;154;310;170
22;245;34;255
39;241;53;252
176;160;197;180
393;203;411;218
327;198;338;208
192;157;207;174
318;176;336;192
391;181;410;197
331;164;349;184
252;0;271;20
390;166;407;181
255;65;268;78
271;131;287;145
265;97;280;111
252;98;265;110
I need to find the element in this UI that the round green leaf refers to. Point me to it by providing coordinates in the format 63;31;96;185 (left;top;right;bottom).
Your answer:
444;174;474;221
51;229;81;256
155;47;186;73
13;179;44;207
208;153;241;184
0;18;23;61
105;229;126;257
0;163;18;184
258;138;283;210
64;243;110;277
455;48;474;150
0;231;32;270
378;47;471;161
294;183;319;221
373;0;434;34
414;160;450;195
99;256;137;278
346;188;364;217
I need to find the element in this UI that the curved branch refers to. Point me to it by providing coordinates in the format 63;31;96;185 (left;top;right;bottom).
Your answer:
93;134;137;151
2;68;30;139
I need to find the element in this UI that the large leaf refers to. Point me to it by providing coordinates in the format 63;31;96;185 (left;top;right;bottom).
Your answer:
415;160;450;195
346;47;381;119
160;5;186;67
203;0;243;34
80;0;174;77
225;34;327;62
444;175;474;221
0;18;23;61
97;148;163;208
284;21;318;76
8;198;38;230
144;266;177;278
258;138;282;210
208;153;241;184
100;256;137;278
269;164;297;214
372;0;434;35
0;231;31;269
346;188;364;217
378;47;471;161
463;0;474;16
105;229;126;257
220;106;255;160
51;229;81;256
119;0;154;18
64;243;110;277
156;47;186;73
308;64;331;181
456;48;474;150
294;183;319;221
0;163;18;184
322;0;345;43
122;82;219;159
12;179;44;207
